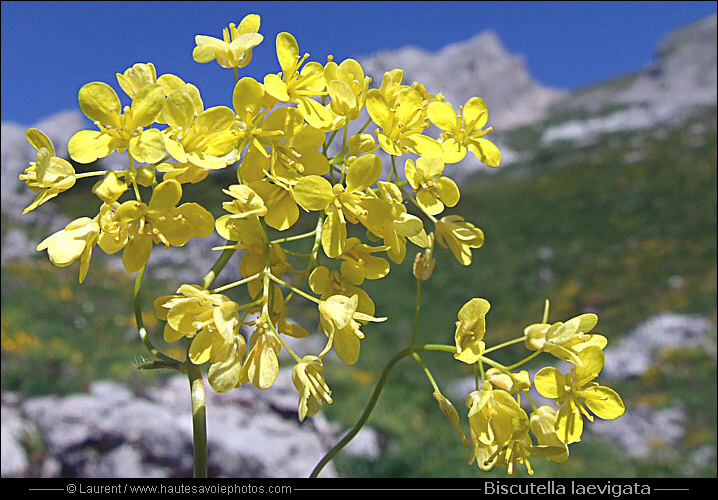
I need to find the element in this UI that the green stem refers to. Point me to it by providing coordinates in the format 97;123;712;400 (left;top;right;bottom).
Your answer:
133;264;181;366
483;336;527;354
186;358;208;478
268;273;321;305
270;230;316;245
201;244;237;290
411;278;422;346
211;272;261;294
505;350;542;371
74;170;115;179
310;346;414;478
412;351;440;393
136;359;186;372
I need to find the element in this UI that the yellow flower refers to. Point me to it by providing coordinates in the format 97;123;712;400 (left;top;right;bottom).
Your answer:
337;237;390;281
534;346;625;444
413;231;436;281
232;77;294;181
454;298;490;364
207;336;247;393
405;156;460;216
193;14;263;69
241;122;330;231
529;406;569;463
524;313;607;366
36;216;99;283
218;184;268;219
318;294;382;365
366;85;442;157
68;81;166;164
309;265;375;317
20;128;76;214
435;215;484;266
91;171;128;204
116;62;157;99
466;382;525;471
156;72;204;122
324;57;371;121
153;284;240;365
248;176;300;231
368;181;427;264
428;97;501;167
161;90;237;174
292;355;333;421
485;368;531;395
113;179;214;272
240;322;282;389
466;381;536;476
493;414;534;476
264;32;334;129
293;154;392;258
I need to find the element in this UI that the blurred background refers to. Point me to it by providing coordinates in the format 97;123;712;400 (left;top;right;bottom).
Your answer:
2;1;716;479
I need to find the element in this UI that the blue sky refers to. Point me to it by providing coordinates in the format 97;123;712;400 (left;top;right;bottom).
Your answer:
2;1;716;125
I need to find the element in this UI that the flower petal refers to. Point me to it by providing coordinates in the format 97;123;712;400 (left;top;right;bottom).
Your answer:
78;82;121;128
293;175;334;211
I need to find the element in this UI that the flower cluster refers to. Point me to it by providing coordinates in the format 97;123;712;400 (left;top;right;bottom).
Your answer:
453;300;624;475
22;14;623;477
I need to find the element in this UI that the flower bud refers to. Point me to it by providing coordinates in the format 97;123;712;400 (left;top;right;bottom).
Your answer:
433;391;468;446
412;232;436;281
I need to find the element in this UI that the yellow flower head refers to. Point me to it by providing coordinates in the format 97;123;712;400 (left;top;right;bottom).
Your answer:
193;15;263;69
292;355;333;421
91;171;128;204
293;154;392;258
36;216;100;283
317;294;385;365
466;382;525;471
529;406;569;463
116;62;157;99
338;237;390;281
309;265;375;317
524;313;607;366
218;184;268;220
428;96;501;167
264;32;333;129
534;346;625;444
20;128;76;214
153;284;240;365
240;321;282;389
405;156;460;216
68;81;166;164
162;91;237;173
207;336;247;393
435;215;484;266
454;298;490;364
325;57;371;121
366;85;442;158
113;179;214;272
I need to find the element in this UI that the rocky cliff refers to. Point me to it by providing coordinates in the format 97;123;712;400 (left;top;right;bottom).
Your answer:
359;30;566;130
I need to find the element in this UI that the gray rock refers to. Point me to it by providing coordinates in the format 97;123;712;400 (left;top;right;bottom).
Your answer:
6;373;342;478
589;404;686;459
0;405;31;477
543;15;717;145
602;313;716;380
359;31;566;131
